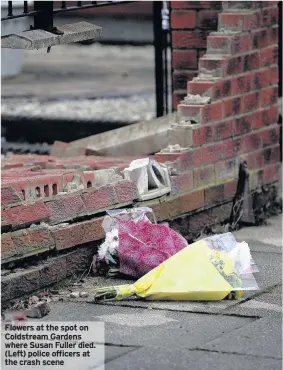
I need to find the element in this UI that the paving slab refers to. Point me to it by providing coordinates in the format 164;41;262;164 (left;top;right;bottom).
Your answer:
2;44;155;100
233;215;282;248
223;285;282;318
199;316;282;359
104;347;282;370
39;302;253;349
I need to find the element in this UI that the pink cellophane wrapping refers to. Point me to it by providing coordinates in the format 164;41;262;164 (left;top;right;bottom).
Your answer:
118;218;187;278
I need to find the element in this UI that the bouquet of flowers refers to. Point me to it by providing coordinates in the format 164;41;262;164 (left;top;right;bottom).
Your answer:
92;233;259;302
94;207;188;278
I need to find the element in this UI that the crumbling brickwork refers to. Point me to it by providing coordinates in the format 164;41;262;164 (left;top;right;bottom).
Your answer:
1;1;281;303
165;0;280;202
171;1;222;108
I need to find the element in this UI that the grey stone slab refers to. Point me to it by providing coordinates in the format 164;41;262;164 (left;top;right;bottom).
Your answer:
242;250;282;300
101;299;238;315
104;347;282;370
233;215;282;249
199;316;282;359
1;22;101;50
39;302;252;349
105;345;139;364
223;285;282;318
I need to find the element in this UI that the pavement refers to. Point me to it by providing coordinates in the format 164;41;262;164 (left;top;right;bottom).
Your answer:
2;42;155;100
33;214;282;370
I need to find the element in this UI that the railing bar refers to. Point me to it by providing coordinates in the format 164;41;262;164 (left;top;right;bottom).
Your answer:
23;1;28;14
8;1;13;16
1;1;134;21
61;1;66;9
153;1;164;117
77;1;82;6
52;1;133;15
168;2;173;113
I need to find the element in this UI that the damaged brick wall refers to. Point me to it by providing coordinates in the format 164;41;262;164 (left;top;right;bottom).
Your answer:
1;1;281;304
171;1;222;109
160;0;280;219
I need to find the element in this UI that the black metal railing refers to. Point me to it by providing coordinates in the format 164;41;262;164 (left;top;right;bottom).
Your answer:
1;1;172;117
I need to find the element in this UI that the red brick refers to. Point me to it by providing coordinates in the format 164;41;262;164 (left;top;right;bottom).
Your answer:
242;91;260;114
259;45;278;67
214;120;234;141
222;138;244;158
243;131;262;152
187;80;215;95
202;143;222;164
270;65;279;85
219;11;261;32
260;86;278;107
192;125;214;146
1;233;15;261
234;114;253;136
170;171;194;196
155;152;182;165
223;97;242;118
171;1;221;9
204;184;224;206
172;30;210;49
213;79;232;100
231;74;252;95
252;68;270;90
171;10;196;29
193;165;215;188
81;185;119;214
251;29;269;49
232;33;252;54
268;26;278;45
201;101;223;123
180;189;205;214
151;197;182;222
178;148;204;171
28;174;64;199
215;159;236;182
245;151;265;170
253;105;279;129
173;70;198;90
262;5;278;27
261;125;280;147
224;180;238;200
51;217;104;251
46;193;87;225
263;145;280;166
249;51;260;70
11;226;55;258
1;201;51;230
263;163;280;184
172;50;198;69
3;163;23;170
113;180;138;203
1;187;22;207
197;10;219;29
226;56;244;75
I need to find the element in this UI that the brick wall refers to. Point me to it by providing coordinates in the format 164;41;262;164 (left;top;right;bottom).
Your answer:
161;0;280;207
171;1;222;109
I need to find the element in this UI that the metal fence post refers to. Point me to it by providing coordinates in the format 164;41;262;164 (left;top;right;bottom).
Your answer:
33;1;53;30
153;1;164;118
